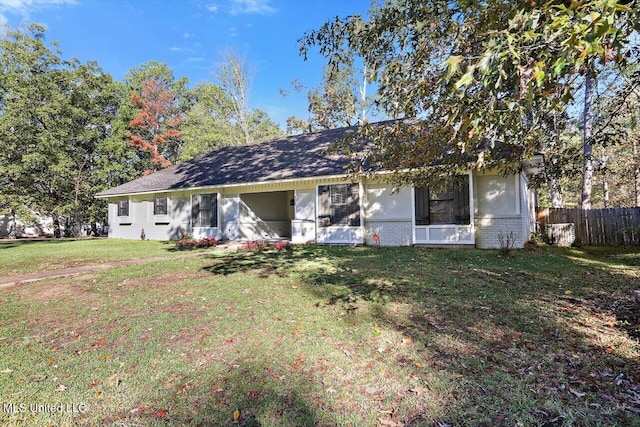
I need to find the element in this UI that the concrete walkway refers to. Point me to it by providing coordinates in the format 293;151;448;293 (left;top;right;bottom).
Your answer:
0;242;245;289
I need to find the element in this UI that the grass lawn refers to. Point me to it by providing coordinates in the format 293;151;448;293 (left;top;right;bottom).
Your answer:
0;241;639;426
0;239;179;276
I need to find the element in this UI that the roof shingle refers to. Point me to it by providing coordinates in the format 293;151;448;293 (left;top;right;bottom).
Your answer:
97;125;360;197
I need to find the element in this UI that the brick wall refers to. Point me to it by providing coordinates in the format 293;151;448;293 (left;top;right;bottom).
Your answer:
364;219;413;246
474;216;527;249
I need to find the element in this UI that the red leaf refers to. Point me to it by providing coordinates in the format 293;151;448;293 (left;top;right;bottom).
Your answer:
154;409;168;418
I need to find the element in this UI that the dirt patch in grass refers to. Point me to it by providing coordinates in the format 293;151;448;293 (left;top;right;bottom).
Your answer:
12;276;100;304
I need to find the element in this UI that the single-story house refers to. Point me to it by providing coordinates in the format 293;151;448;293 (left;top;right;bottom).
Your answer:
96;122;542;248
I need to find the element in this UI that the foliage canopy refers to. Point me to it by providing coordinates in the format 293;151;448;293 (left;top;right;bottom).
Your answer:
301;0;640;184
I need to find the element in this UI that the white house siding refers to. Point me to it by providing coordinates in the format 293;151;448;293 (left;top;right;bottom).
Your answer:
473;173;529;249
0;213;54;237
363;184;413;246
107;192;190;240
103;173;532;248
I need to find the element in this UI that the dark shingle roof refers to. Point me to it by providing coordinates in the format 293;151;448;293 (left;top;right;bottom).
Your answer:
97;125;361;197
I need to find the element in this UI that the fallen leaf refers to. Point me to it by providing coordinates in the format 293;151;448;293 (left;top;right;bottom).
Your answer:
233;408;241;421
292;329;302;335
569;387;586;398
378;418;403;426
154;409;168;418
409;386;429;395
56;384;67;391
95;390;102;398
89;380;100;387
47;358;55;366
1;368;13;373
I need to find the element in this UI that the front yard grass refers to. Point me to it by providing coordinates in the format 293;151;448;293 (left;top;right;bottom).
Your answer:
0;239;179;276
0;242;639;426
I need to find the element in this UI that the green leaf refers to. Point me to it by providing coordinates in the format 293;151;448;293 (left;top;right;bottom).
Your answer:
552;58;566;77
454;70;474;90
444;55;464;79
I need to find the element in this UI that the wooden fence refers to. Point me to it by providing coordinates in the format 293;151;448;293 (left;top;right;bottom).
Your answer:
536;207;640;246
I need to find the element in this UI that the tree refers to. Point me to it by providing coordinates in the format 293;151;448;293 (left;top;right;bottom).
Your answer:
211;51;283;146
214;51;254;145
0;25;120;236
300;0;640;186
180;82;236;161
128;77;183;172
285;61;378;134
179;80;283;161
592;67;640;206
115;61;191;174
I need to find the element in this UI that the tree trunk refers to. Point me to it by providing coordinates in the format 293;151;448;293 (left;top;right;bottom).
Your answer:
549;176;564;208
634;138;640;207
581;74;595;209
8;209;17;239
52;214;61;238
603;178;609;208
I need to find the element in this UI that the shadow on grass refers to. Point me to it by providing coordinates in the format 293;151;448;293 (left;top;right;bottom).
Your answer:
154;361;320;426
0;238;85;249
198;245;640;425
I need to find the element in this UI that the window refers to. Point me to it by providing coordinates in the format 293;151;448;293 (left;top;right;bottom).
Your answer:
415;176;470;225
154;196;168;215
117;200;129;217
318;183;361;227
192;193;218;227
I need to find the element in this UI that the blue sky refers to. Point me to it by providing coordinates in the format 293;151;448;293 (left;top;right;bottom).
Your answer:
0;0;374;128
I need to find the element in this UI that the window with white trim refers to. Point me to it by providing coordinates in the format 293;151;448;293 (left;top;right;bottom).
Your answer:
318;184;361;227
415;176;470;225
117;199;129;217
154;196;168;215
191;193;218;227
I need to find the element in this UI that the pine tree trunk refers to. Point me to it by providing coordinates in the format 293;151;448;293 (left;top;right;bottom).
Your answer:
581;74;594;210
634;138;640;207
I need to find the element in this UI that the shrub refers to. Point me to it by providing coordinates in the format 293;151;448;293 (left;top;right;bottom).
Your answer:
175;236;219;250
176;237;197;250
273;240;291;251
497;231;517;257
244;240;268;252
197;236;219;248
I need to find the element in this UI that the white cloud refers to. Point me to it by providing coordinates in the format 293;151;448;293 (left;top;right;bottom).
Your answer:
207;3;218;12
0;0;76;18
186;57;204;62
183;32;194;39
229;0;275;16
168;46;183;52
